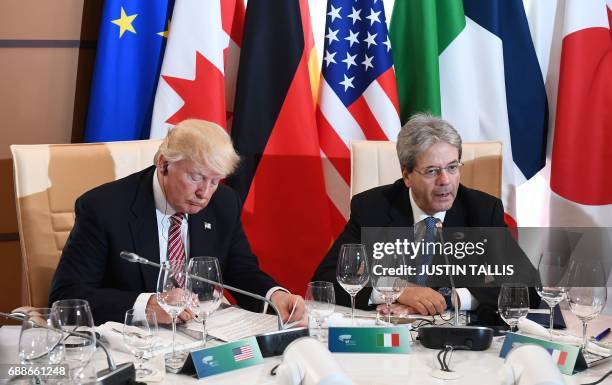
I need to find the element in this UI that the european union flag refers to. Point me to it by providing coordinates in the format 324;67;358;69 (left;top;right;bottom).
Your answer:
85;0;173;142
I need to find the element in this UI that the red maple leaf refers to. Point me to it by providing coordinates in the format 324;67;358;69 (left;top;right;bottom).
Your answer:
163;52;226;129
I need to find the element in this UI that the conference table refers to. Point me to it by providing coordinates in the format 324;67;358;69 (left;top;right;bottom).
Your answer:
1;308;610;385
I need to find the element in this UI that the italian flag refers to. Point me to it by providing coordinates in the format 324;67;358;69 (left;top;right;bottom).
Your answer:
389;0;548;226
377;333;400;348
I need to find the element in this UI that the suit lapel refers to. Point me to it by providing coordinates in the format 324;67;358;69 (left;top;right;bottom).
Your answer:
388;181;414;227
443;187;467;227
128;167;161;292
188;208;217;262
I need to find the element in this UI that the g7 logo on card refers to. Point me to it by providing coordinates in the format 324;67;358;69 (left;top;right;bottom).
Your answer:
338;334;356;346
201;356;219;367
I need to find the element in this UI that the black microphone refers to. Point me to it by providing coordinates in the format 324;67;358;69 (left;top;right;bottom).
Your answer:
120;251;309;358
120;251;284;329
416;220;493;353
1;311;135;385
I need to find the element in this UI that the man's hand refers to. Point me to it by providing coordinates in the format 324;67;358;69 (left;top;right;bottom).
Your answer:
376;303;417;315
270;291;307;326
396;287;446;315
146;292;194;324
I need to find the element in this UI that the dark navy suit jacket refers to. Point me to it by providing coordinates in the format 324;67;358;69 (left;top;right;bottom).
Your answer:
50;166;277;324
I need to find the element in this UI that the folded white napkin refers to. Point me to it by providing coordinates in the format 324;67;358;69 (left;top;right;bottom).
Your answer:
326;312;379;327
97;321;204;359
517;318;612;357
96;321;172;355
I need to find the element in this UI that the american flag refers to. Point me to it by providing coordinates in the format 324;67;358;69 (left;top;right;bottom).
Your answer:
232;345;254;362
317;0;401;227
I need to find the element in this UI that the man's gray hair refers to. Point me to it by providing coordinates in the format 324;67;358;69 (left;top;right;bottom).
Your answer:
396;113;462;172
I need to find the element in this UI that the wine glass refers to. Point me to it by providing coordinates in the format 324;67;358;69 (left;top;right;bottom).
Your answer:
498;283;529;332
371;253;407;323
305;281;335;341
336;244;370;324
566;259;607;359
156;260;190;372
535;252;568;339
18;308;65;368
123;308;158;380
51;299;96;382
186;256;224;347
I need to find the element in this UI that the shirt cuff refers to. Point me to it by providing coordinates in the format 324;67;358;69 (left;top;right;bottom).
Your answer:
263;286;288;314
133;293;155;320
456;288;479;311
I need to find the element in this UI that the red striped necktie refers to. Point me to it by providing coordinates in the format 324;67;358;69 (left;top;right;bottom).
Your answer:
167;213;186;286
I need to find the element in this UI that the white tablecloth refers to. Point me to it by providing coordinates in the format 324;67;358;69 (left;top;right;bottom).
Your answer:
1;309;610;385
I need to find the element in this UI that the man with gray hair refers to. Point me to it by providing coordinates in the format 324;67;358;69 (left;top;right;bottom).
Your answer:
50;119;305;325
313;113;511;316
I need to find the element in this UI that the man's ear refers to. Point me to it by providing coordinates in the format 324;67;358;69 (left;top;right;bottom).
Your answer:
401;168;412;188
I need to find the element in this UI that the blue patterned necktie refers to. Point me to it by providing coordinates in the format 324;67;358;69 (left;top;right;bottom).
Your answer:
416;216;437;286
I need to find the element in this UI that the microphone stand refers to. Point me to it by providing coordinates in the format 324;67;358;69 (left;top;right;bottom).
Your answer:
1;311;135;385
120;251;284;330
435;224;460;326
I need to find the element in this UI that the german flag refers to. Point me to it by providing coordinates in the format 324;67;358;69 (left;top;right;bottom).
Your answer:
229;0;334;295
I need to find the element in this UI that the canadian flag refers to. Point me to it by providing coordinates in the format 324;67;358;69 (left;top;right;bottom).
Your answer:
150;0;244;137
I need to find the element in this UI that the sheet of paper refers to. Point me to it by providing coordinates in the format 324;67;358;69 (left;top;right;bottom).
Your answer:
185;307;278;342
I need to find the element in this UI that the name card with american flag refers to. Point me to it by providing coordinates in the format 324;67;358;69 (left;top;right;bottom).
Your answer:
187;336;263;378
499;333;588;375
328;327;411;353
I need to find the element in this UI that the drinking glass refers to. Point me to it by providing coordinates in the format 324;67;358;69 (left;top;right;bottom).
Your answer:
535;252;568;339
336;244;370;324
51;299;96;382
123;308;158;379
498;283;529;332
156;260;190;371
566;260;607;359
186;256;224;347
18;308;65;385
371;253;407;323
305;281;335;341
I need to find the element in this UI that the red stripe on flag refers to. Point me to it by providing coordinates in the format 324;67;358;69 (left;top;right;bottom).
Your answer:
550;27;612;205
391;333;400;347
557;351;567;366
316;107;351;184
328;195;348;237
299;0;315;52
347;96;389;141
376;67;400;116
221;0;245;47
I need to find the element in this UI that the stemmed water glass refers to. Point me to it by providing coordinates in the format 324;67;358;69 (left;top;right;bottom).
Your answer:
305;281;335;341
123;308;158;380
371;253;407;323
566;259;607;360
336;244;370;324
156;260;190;372
498;283;530;333
535;252;568;340
18;308;65;384
186;256;224;347
51;299;96;382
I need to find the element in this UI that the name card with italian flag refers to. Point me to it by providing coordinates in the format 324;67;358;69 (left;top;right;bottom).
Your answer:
499;333;586;375
328;327;411;354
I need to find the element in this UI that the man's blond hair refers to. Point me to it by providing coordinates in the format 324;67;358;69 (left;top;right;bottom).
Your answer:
154;119;239;176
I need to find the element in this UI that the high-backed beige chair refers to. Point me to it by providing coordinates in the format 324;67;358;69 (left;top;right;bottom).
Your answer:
11;139;162;307
350;140;502;198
